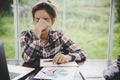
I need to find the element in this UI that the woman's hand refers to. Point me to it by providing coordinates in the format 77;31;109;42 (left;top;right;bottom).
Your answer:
33;18;49;38
53;53;72;64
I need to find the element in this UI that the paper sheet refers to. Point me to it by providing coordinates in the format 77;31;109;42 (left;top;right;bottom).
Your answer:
34;67;77;80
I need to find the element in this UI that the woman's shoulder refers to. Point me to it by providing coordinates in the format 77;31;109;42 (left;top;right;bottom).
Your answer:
21;29;33;37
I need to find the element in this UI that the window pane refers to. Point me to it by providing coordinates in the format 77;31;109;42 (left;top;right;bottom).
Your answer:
63;0;110;59
19;0;110;59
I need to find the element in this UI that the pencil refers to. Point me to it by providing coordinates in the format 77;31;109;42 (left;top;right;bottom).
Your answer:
44;60;53;62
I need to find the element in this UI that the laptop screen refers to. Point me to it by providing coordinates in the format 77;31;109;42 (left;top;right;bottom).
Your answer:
0;41;35;80
0;42;10;80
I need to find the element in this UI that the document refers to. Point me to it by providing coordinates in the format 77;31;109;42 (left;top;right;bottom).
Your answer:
40;59;78;67
34;67;77;80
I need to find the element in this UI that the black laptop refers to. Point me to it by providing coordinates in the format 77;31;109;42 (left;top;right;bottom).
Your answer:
0;41;34;80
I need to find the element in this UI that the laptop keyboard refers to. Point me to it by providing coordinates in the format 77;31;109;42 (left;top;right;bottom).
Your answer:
9;72;20;80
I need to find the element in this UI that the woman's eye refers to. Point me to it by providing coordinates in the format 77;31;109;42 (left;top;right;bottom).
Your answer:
46;19;49;22
36;20;39;22
44;18;49;22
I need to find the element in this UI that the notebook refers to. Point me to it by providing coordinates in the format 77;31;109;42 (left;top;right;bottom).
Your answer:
40;59;78;67
0;41;35;80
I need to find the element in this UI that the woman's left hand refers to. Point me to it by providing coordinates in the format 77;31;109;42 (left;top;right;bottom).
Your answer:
53;53;72;64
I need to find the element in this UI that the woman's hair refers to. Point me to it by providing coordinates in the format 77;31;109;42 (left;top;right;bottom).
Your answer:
32;0;57;21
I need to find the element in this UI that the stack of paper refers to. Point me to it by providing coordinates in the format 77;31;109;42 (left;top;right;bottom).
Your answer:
34;67;77;80
33;59;79;80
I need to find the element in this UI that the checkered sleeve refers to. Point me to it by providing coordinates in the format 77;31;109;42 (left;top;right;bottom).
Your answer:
20;31;41;62
61;33;86;62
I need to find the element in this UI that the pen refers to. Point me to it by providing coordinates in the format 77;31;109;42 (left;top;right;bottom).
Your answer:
44;60;61;64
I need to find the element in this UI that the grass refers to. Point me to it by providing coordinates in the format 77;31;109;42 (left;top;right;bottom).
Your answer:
0;0;120;59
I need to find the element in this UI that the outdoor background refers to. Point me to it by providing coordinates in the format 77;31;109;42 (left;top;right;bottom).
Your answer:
0;0;120;59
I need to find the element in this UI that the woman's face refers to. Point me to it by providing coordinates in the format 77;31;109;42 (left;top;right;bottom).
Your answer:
33;10;54;34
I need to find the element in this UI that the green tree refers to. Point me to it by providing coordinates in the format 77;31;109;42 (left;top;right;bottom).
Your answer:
0;0;13;35
113;0;120;56
0;0;13;13
115;0;120;22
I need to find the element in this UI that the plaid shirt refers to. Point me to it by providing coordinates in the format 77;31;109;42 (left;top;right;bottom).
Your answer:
20;29;86;62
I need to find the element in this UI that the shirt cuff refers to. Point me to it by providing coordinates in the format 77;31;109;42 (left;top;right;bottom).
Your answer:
69;55;76;62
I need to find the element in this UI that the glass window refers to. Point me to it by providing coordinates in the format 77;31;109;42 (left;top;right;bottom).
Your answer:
18;0;111;59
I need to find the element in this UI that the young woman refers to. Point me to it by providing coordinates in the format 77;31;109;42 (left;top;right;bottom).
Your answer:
20;0;86;66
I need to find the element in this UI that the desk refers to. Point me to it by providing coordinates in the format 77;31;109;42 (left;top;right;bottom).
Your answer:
7;59;107;80
7;60;84;80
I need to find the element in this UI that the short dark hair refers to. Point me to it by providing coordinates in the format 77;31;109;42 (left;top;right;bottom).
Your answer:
32;1;57;21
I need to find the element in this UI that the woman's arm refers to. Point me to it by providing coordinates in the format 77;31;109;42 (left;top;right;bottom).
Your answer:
61;33;86;62
53;31;86;64
20;31;41;62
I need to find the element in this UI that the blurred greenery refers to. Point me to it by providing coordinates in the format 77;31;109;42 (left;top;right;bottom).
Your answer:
0;0;13;13
113;23;120;58
0;0;119;59
0;15;14;58
115;0;120;22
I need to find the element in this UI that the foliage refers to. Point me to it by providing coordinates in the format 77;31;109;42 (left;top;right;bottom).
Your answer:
114;23;120;47
0;16;14;58
115;0;120;22
0;14;6;35
0;15;14;36
113;23;120;59
0;0;13;13
112;0;120;58
1;36;15;58
0;0;13;35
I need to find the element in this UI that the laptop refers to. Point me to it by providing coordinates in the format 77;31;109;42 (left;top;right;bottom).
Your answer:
0;41;35;80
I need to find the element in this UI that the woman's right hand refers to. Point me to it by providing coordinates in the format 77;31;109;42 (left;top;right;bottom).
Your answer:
33;18;49;38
